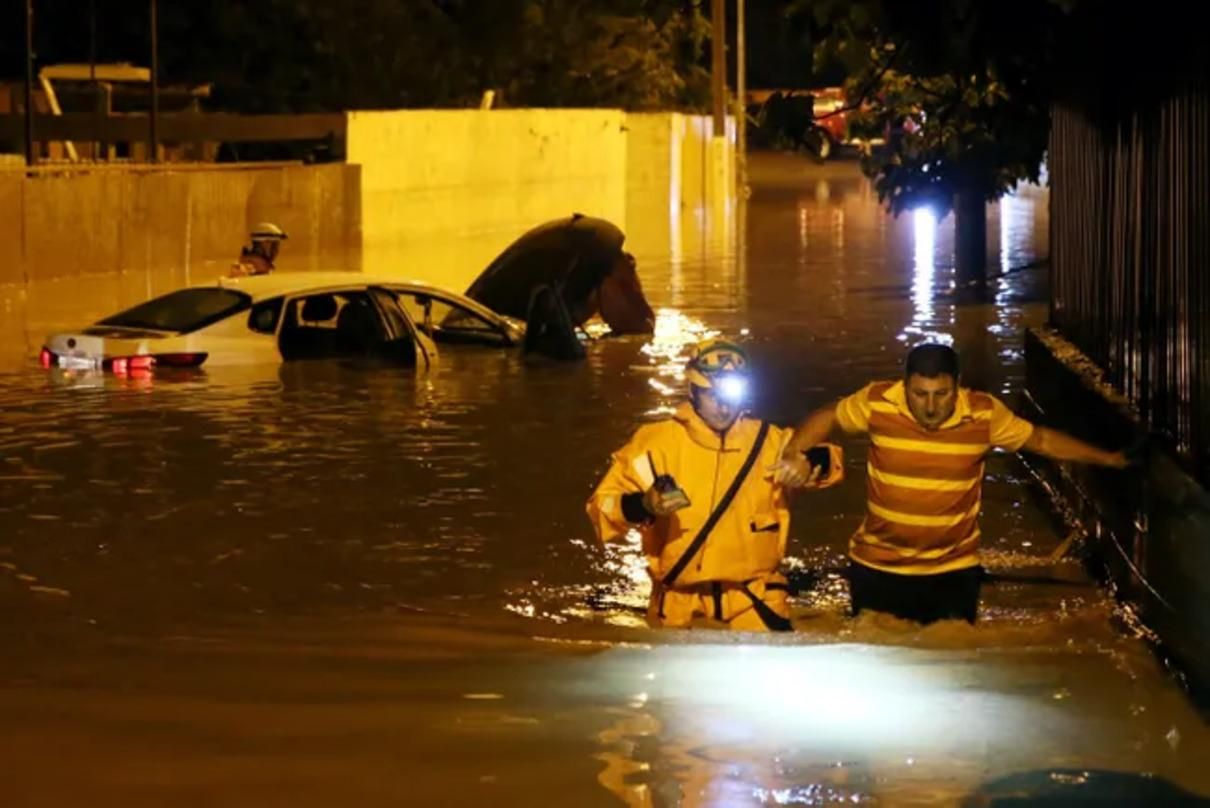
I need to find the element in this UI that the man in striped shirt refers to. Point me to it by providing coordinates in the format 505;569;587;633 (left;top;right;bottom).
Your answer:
772;343;1128;624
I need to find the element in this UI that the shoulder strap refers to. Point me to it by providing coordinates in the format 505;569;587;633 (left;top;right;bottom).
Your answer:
662;421;771;586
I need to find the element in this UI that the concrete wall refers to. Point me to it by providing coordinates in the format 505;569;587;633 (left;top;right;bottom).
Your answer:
0;162;360;369
0;162;361;290
345;108;734;290
1024;326;1210;699
347;109;628;290
623;113;735;262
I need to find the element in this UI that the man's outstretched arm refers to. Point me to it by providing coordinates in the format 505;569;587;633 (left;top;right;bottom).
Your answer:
1021;426;1128;469
783;404;841;458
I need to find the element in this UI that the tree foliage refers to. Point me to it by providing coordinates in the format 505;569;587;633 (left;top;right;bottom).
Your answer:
794;0;1067;216
15;0;710;113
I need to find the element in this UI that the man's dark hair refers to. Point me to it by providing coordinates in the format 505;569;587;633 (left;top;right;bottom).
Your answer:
905;343;959;380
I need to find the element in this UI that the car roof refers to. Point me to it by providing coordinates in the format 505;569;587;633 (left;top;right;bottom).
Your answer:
215;272;512;325
217;272;450;299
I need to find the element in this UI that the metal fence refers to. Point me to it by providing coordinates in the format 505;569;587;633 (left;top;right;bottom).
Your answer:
1049;83;1210;483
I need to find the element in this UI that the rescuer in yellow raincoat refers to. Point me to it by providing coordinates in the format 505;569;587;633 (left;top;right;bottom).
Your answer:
586;339;844;631
229;222;287;278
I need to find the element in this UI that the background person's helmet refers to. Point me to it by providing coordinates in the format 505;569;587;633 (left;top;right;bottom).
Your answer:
686;338;750;403
250;222;288;242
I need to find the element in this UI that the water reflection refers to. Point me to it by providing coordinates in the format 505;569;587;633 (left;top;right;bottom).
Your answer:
898;207;949;347
639;309;719;416
588;643;1210;806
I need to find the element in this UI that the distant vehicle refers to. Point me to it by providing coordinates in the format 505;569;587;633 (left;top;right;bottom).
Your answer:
747;87;896;160
808;87;860;159
38;274;523;374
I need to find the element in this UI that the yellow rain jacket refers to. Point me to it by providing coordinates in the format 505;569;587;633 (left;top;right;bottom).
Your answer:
587;402;843;630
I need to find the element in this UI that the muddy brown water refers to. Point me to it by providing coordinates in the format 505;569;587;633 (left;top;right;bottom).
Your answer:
0;154;1205;806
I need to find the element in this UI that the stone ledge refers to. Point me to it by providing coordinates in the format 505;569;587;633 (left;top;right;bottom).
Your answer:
1024;326;1210;702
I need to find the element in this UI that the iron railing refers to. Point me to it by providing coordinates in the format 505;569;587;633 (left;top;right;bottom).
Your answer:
1049;83;1210;483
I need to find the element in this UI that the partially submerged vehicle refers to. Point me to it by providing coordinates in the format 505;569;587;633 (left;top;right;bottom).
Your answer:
40;215;654;371
39;275;525;373
465;213;655;336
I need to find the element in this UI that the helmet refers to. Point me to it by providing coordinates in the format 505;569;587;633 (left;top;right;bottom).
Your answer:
686;338;750;404
250;222;288;242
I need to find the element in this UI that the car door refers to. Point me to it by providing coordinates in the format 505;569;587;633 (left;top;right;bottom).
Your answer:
367;286;437;369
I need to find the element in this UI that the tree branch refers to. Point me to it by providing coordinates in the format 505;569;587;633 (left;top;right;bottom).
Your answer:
910;78;952;101
811;44;902;123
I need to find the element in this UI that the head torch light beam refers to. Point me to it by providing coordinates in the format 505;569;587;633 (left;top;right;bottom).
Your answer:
716;374;749;404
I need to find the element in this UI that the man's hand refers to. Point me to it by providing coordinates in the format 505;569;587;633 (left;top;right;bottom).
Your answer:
769;454;823;488
1118;434;1153;469
642;479;691;516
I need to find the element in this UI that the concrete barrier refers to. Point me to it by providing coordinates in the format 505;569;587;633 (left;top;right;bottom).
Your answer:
1;163;361;294
1024;326;1210;700
346;109;628;290
345;108;734;289
624;113;735;263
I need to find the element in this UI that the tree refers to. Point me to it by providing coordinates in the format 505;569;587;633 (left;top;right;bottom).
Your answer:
474;0;710;110
796;0;1067;284
20;0;710;114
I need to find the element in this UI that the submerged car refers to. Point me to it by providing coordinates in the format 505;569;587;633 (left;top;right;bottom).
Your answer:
40;215;652;372
40;274;523;373
465;213;655;335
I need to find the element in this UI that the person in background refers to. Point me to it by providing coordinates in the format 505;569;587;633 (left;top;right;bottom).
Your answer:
229;222;287;277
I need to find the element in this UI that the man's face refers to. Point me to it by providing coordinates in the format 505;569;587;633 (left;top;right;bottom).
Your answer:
905;373;957;430
692;386;741;433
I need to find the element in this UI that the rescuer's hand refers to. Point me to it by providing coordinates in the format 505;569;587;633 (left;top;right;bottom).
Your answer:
769;454;821;488
643;476;691;516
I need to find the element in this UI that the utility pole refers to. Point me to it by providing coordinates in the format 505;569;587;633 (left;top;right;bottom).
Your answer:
711;0;726;138
149;0;159;163
734;0;747;193
24;0;35;167
90;0;98;160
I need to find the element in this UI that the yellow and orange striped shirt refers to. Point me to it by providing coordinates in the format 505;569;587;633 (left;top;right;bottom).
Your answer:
836;380;1035;575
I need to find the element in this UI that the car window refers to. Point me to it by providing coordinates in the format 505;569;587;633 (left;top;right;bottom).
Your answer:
99;288;251;334
396;292;506;345
248;297;284;335
278;289;415;365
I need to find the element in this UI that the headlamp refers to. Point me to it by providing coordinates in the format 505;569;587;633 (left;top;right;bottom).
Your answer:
714;373;749;404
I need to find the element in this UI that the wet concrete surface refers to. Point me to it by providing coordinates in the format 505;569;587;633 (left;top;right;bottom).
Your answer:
0;154;1205;806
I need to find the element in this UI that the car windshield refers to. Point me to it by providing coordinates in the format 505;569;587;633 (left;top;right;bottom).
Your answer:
98;288;251;333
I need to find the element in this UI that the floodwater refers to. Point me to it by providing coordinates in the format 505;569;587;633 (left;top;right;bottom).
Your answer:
0;154;1206;806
